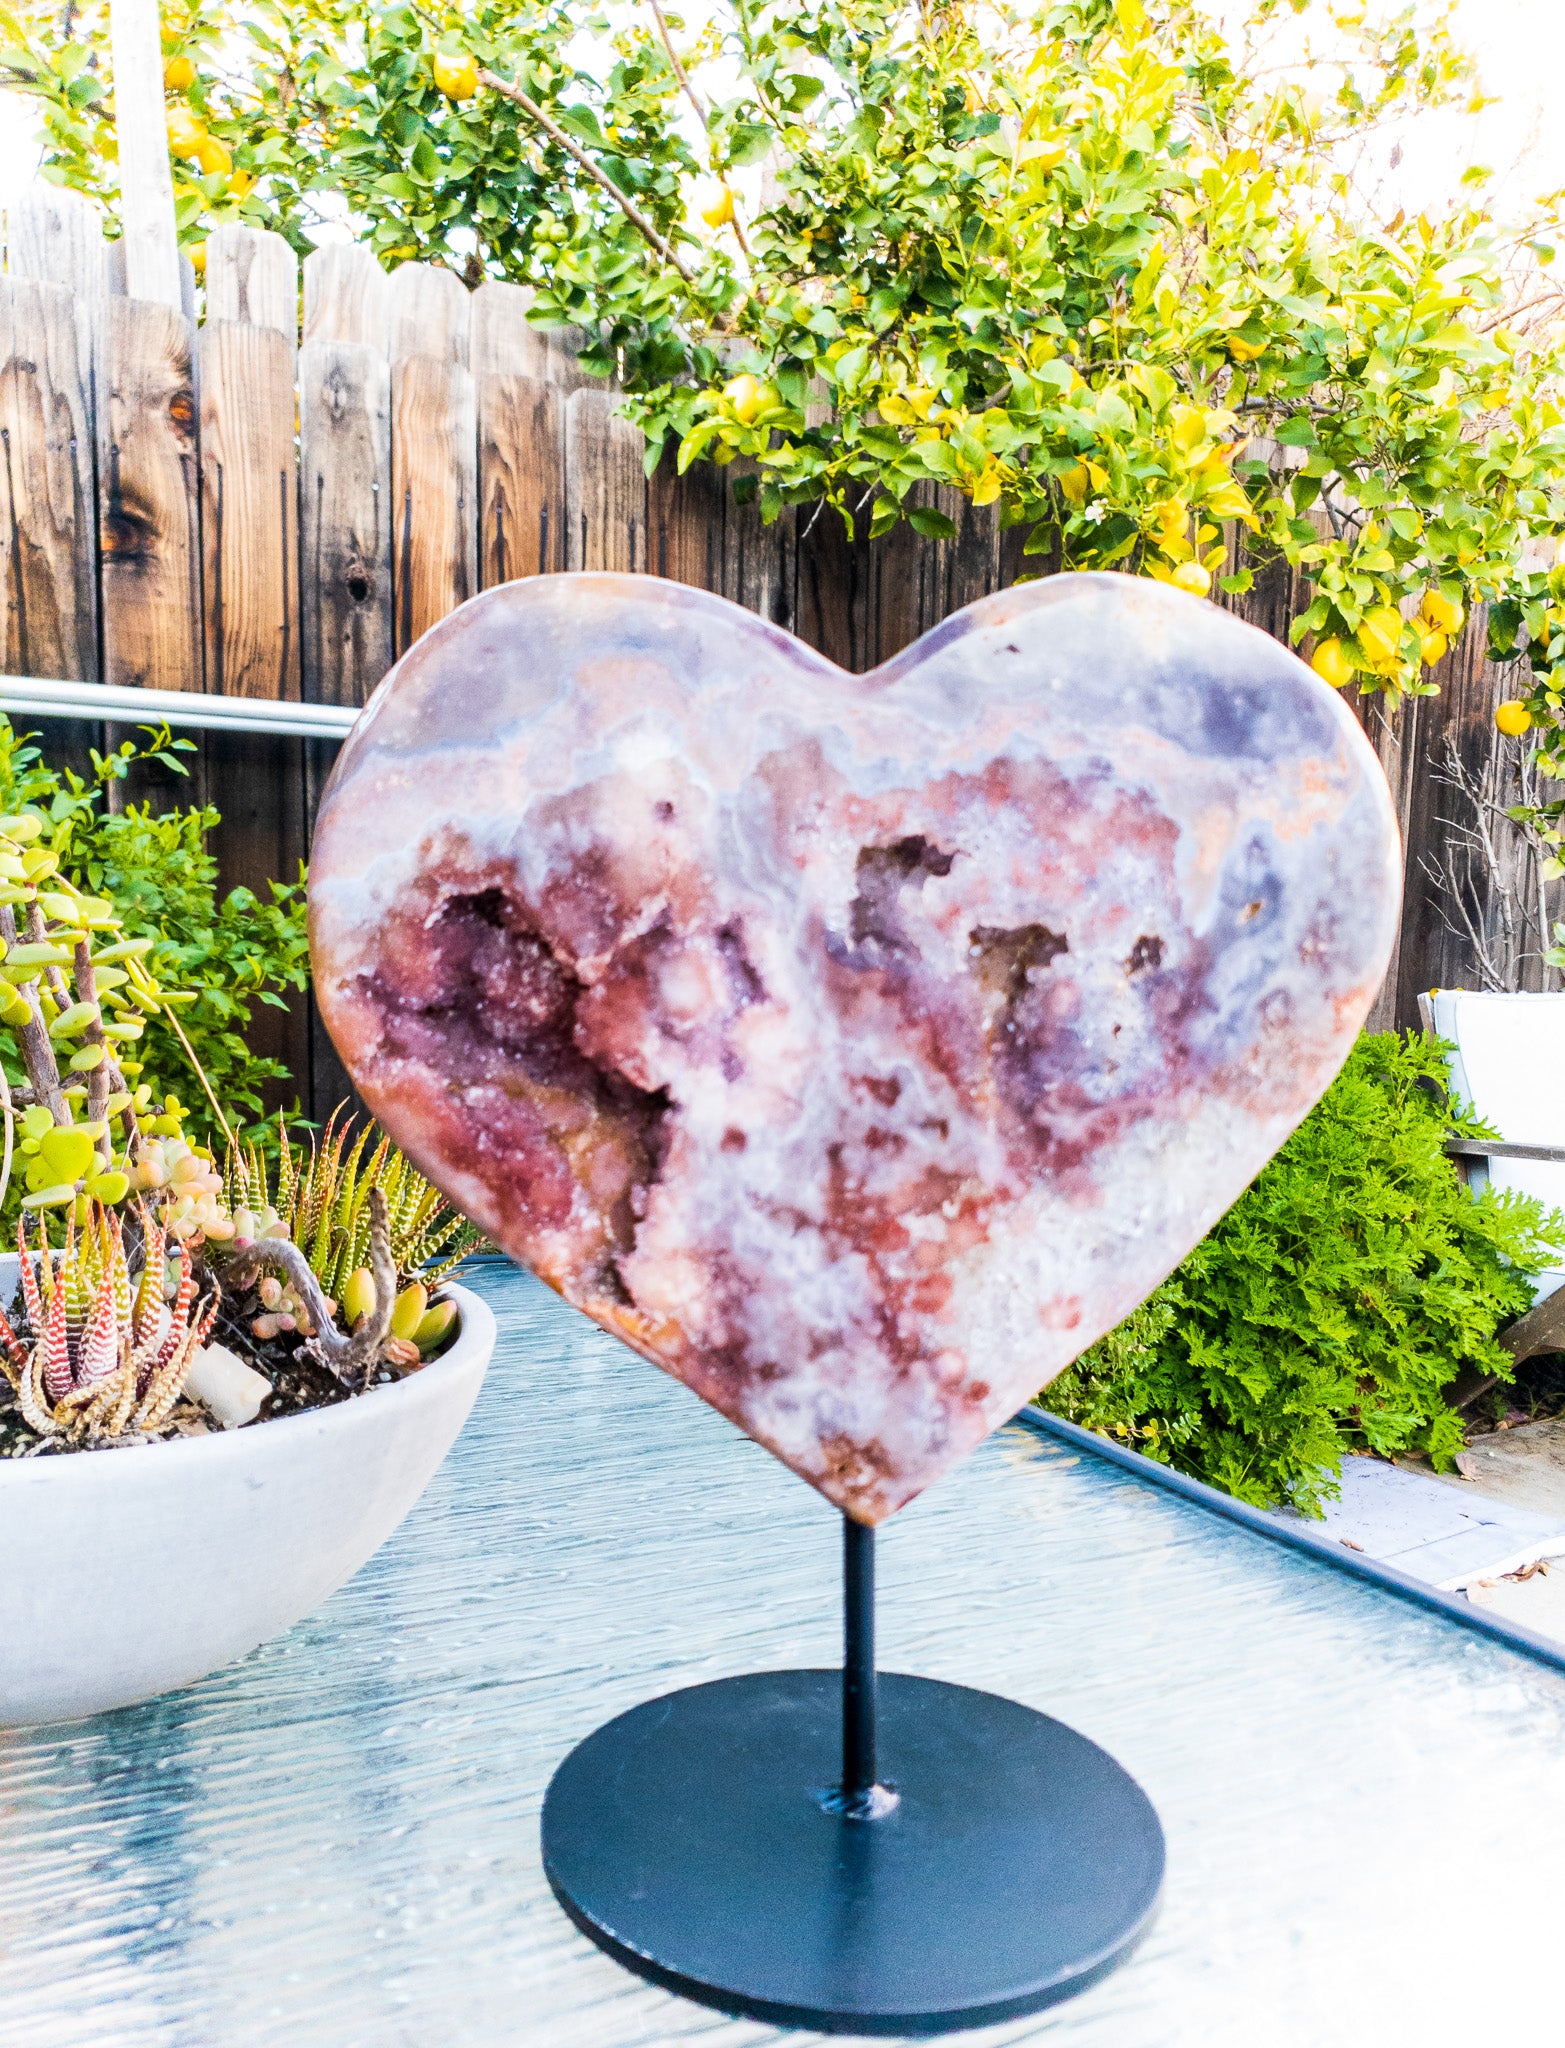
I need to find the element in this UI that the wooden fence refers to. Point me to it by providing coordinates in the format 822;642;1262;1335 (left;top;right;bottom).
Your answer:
0;185;1540;1118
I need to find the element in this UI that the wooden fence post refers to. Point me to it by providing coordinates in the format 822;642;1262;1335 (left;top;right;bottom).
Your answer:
107;0;182;312
388;263;476;650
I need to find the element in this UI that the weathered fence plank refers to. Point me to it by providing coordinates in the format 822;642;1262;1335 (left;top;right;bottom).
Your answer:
647;446;729;596
388;264;476;649
564;387;646;574
300;338;392;704
1390;624;1512;1022
303;244;388;352
204;225;298;354
196;234;311;1119
796;506;874;670
0;277;98;680
387;261;468;370
98;296;201;693
6;185;103;410
392;354;477;647
199;319;299;700
473;281;563;587
920;488;1004;641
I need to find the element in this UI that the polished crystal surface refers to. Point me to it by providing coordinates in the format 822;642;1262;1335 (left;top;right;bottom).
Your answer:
2;1261;1563;2047
310;573;1399;1521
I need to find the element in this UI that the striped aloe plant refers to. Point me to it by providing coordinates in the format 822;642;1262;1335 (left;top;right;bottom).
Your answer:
0;1202;217;1443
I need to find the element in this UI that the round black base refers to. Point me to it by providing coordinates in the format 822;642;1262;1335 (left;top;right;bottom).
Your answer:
541;1670;1164;2036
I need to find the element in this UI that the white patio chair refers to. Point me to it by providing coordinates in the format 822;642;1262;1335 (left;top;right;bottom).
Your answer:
1420;989;1565;1363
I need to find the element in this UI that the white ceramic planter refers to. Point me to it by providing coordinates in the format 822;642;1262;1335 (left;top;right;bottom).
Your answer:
0;1263;496;1725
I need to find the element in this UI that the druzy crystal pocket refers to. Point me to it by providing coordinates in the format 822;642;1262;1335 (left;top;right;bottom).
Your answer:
308;572;1400;1522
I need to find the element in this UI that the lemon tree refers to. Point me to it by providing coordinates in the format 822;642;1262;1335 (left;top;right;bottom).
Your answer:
8;0;1565;719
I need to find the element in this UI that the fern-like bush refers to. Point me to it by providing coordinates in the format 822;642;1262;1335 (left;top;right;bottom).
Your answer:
1038;1032;1565;1516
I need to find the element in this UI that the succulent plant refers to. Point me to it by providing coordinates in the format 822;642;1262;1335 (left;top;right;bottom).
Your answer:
0;1201;217;1443
227;1113;480;1299
219;1187;397;1390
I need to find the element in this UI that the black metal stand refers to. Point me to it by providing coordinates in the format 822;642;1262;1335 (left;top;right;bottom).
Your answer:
542;1510;1164;2036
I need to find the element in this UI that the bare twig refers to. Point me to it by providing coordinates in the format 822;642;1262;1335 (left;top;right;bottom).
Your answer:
1420;731;1562;992
479;67;697;285
219;1188;397;1389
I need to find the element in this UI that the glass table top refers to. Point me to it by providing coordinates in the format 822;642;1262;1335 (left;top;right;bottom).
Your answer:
4;1259;1564;2047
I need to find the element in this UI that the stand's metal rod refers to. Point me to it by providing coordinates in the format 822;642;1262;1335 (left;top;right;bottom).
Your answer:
842;1513;876;1799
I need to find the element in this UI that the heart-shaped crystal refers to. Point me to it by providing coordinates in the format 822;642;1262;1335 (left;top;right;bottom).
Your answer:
310;572;1399;1522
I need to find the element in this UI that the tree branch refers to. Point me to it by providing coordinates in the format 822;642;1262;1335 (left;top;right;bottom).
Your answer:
479;68;697;285
647;0;707;120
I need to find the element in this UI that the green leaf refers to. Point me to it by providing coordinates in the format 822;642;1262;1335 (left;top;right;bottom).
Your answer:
559;104;604;145
409;131;440;184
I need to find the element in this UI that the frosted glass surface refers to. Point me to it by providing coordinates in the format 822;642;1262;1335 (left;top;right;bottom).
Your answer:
3;1260;1565;2047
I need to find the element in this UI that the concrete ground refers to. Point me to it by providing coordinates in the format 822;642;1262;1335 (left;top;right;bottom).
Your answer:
1450;1416;1565;1516
1424;1417;1565;1643
1465;1563;1565;1636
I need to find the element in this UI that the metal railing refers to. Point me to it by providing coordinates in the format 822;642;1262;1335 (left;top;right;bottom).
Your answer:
0;675;360;740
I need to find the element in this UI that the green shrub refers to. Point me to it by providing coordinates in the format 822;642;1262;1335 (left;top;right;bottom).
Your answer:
1038;1031;1564;1516
0;723;309;1155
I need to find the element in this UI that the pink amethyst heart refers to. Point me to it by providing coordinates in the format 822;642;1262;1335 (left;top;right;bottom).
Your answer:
309;572;1399;1523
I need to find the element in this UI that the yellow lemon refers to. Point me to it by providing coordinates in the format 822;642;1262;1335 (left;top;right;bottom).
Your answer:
1419;588;1464;636
189;240;207;278
195;134;231;178
228;167;255;199
1171;561;1212;597
1310;637;1356;689
1226;334;1265;362
163;55;195;92
1418;628;1448;667
1495;700;1533;736
701;186;736;228
434;50;479;100
723;373;777;425
1356;605;1405;668
165;106;206;159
